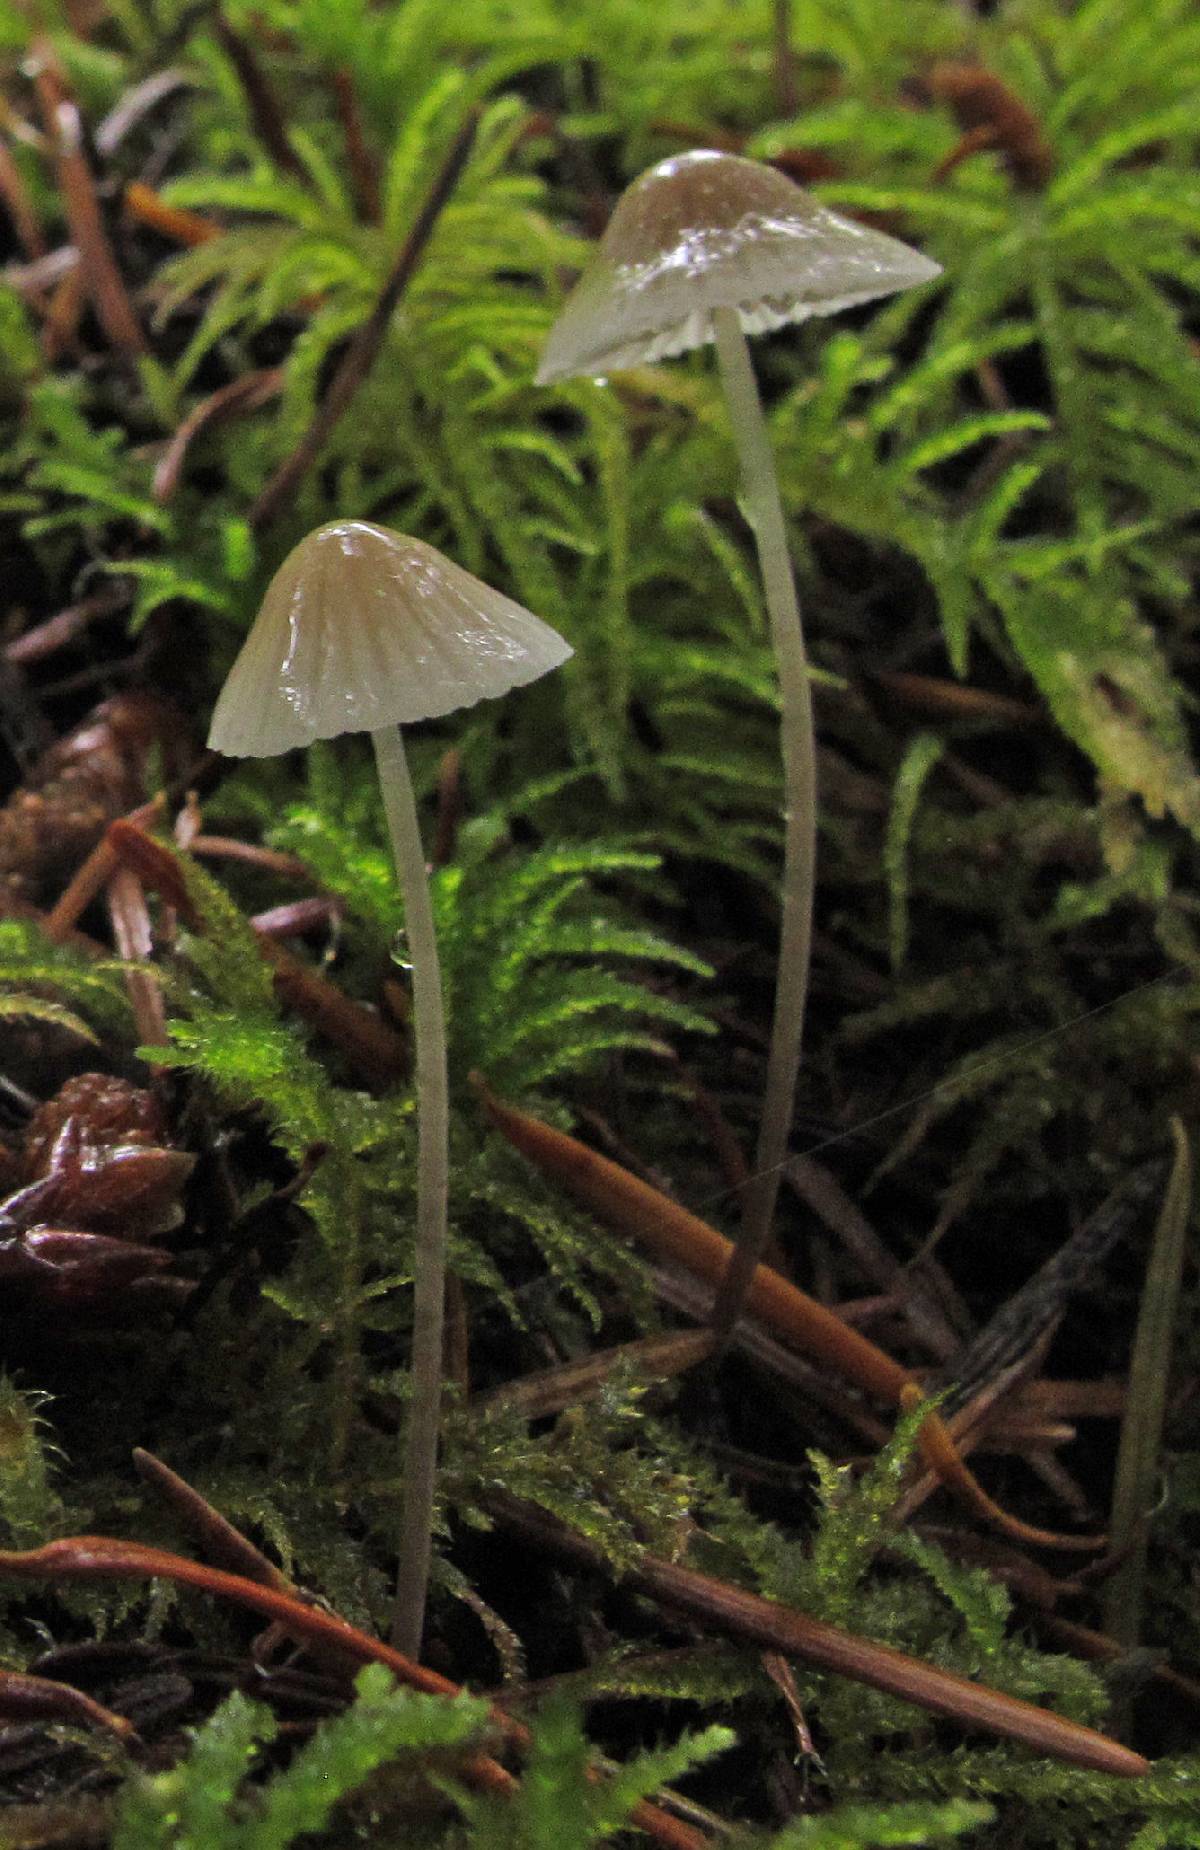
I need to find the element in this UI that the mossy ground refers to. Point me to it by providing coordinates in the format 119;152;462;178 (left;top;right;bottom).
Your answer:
0;0;1198;1843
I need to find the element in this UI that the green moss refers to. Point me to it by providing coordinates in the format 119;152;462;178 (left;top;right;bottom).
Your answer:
0;0;1198;1839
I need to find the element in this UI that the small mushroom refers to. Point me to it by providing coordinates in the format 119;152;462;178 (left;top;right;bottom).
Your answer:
537;151;940;1334
209;519;572;1652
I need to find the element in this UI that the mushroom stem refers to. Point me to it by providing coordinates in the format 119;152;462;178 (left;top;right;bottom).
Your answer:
709;305;817;1343
372;723;450;1655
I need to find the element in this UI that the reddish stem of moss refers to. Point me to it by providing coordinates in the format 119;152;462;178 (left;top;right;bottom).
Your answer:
248;109;479;533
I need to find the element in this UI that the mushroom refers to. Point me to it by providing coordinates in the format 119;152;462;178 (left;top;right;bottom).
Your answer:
537;151;940;1335
208;519;572;1652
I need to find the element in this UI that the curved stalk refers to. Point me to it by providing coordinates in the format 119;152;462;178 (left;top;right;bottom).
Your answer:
373;724;450;1655
709;305;817;1341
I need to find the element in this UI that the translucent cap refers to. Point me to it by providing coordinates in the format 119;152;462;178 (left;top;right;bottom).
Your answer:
208;521;573;758
536;149;942;383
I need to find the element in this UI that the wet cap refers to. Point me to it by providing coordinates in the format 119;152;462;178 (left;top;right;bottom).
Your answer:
537;149;942;383
209;521;573;758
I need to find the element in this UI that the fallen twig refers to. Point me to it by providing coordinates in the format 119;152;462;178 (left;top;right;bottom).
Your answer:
476;1330;715;1421
250;895;346;940
45;798;163;941
926;61;1055;189
786;1153;966;1360
106;862;168;1047
133;1448;289;1591
94;69;196;158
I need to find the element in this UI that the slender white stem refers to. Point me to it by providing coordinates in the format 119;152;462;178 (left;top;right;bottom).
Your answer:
710;305;817;1340
372;724;450;1655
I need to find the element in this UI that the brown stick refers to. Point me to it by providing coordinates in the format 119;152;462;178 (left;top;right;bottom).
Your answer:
248;108;479;533
188;834;312;879
95;70;196;158
431;747;463;869
1034;1612;1200;1713
938;1157;1169;1414
786;1154;965;1360
490;1495;1148;1779
1021;1378;1127;1419
651;1262;894;1447
870;669;1039;729
772;0;798;114
5;245;76;300
926;62;1054;190
0;890;106;957
263;936;407;1086
890;1373;1037;1528
250;895;346;940
40;260;87;361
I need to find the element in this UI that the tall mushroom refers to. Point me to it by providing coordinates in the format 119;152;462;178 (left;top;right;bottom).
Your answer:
537;151;940;1336
208;520;572;1653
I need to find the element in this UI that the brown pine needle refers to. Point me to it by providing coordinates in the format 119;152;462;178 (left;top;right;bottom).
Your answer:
475;1079;1105;1552
133;1448;291;1592
0;1536;708;1850
490;1494;1149;1778
0;1668;137;1739
124;179;220;248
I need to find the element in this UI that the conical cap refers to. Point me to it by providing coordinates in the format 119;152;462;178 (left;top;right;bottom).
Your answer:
209;521;572;758
537;149;941;383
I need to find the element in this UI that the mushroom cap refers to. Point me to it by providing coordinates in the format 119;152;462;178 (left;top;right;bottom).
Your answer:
208;521;573;758
536;149;942;383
